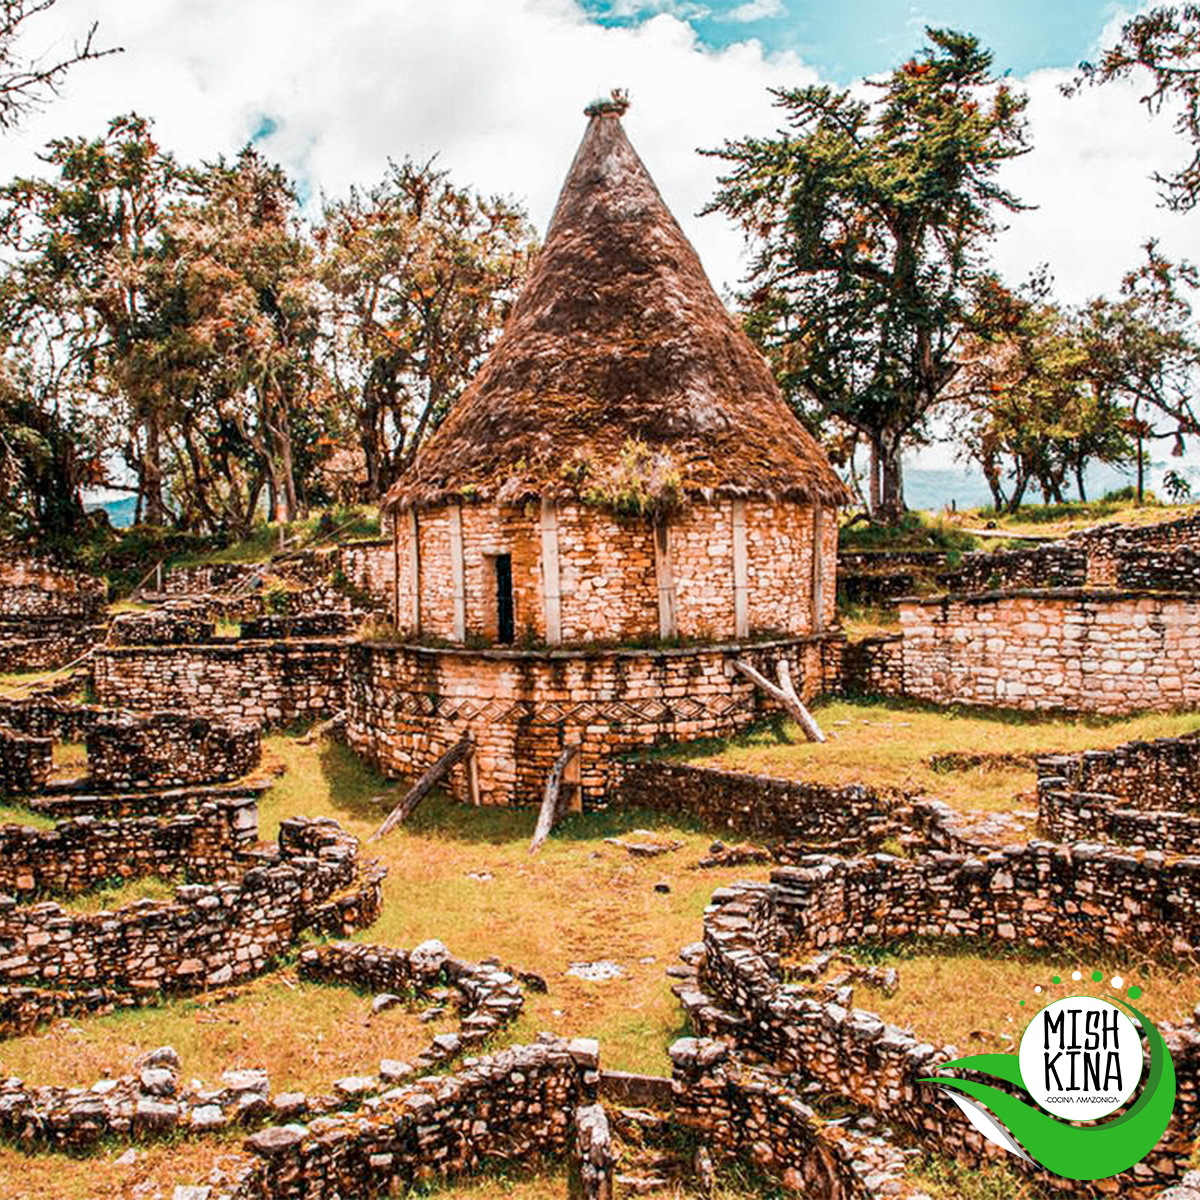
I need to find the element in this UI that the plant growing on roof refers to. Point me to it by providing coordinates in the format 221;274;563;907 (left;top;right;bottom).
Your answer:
581;438;683;520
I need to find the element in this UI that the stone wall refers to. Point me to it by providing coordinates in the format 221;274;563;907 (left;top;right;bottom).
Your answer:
395;498;837;645
0;554;106;618
1115;546;1200;591
219;1038;598;1200
1037;730;1200;851
86;709;261;788
0;619;107;672
897;588;1200;713
938;543;1088;592
94;639;349;728
239;612;358;640
0;815;384;1001
346;634;843;806
686;858;1200;1199
670;1038;876;1200
619;759;903;852
0;696;105;743
0;724;51;794
109;605;216;646
839;634;904;697
0;796;257;898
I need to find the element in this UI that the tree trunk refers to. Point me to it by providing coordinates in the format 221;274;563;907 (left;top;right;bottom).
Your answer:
1075;458;1088;503
877;438;904;524
1136;430;1145;505
143;415;165;526
868;437;881;518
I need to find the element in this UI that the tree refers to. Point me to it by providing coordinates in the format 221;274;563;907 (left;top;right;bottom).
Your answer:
0;113;187;525
704;27;1029;521
0;0;119;132
953;286;1134;512
318;159;535;496
1078;242;1200;502
1073;4;1200;210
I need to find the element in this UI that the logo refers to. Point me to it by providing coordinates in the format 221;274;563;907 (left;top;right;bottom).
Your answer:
920;971;1177;1181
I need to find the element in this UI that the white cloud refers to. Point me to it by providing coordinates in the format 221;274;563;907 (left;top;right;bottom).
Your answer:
0;0;1191;316
726;0;784;22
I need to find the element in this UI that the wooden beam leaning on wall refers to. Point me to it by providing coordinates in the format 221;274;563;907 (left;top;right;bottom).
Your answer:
370;735;474;841
540;498;562;645
530;742;582;854
732;498;748;639
734;658;826;744
653;517;677;640
449;502;466;641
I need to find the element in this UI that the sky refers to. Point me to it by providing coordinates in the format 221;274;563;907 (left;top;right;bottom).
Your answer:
2;0;1197;488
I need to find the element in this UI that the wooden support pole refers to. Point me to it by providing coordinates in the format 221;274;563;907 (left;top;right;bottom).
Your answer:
408;508;421;635
732;498;748;639
392;516;401;630
529;743;581;854
734;658;826;744
540;498;562;645
449;502;466;642
653;517;677;640
369;736;472;841
811;504;825;632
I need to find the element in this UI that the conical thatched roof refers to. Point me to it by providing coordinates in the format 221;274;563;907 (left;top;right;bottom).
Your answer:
383;102;848;513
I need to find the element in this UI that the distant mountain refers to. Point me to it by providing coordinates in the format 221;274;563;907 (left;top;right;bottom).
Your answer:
84;495;136;528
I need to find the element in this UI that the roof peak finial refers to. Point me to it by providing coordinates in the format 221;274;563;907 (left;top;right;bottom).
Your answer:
584;88;630;119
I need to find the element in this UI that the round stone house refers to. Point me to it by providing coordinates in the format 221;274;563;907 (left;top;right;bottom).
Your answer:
348;96;849;807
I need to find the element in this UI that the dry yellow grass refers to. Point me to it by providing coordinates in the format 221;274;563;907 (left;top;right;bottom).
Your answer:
682;698;1200;813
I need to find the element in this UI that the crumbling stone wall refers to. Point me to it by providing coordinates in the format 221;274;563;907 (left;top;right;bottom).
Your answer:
0;696;103;742
0;724;51;794
108;605;215;646
1037;730;1200;850
897;588;1200;713
0;815;383;1002
0;796;257;898
0;554;106;618
687;863;1200;1199
86;709;261;788
938;544;1088;592
670;1038;873;1199
93;640;349;728
239;613;357;640
347;635;843;806
219;1038;598;1200
619;760;903;852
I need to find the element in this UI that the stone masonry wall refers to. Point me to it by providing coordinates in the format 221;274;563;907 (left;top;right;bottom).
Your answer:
619;760;903;852
938;544;1087;592
0;725;51;794
394;498;837;645
0;815;383;997
689;860;1200;1198
0;796;257;898
839;634;904;697
897;588;1200;713
86;710;261;788
346;634;843;806
93;640;349;728
0;554;106;618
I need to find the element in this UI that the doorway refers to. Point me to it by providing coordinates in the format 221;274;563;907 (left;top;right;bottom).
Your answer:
494;553;514;643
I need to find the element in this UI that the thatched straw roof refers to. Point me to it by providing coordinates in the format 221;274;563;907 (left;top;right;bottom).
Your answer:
383;102;848;513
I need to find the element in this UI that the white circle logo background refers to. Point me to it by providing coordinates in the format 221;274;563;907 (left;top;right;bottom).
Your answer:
1017;996;1143;1121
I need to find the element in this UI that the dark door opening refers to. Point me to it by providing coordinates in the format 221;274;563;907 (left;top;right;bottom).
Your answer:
495;553;514;643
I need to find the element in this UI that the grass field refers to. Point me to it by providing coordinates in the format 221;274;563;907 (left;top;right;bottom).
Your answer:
673;696;1200;813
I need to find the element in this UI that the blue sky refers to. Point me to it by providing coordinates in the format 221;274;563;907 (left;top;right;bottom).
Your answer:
582;0;1127;81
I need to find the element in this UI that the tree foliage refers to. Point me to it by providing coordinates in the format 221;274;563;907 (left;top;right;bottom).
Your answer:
1074;4;1200;210
704;27;1029;519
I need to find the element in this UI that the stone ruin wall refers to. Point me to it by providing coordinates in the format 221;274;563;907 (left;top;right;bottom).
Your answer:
895;589;1200;713
0;795;258;899
689;853;1200;1198
0;814;384;1027
93;639;349;728
0;724;51;794
85;709;261;788
1038;730;1200;851
396;498;838;645
346;635;842;806
0;552;108;671
619;759;904;853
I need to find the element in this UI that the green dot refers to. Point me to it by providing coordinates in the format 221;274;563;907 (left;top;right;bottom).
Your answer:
1019;1000;1026;1006
1052;976;1061;984
1128;985;1142;999
1092;970;1104;982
